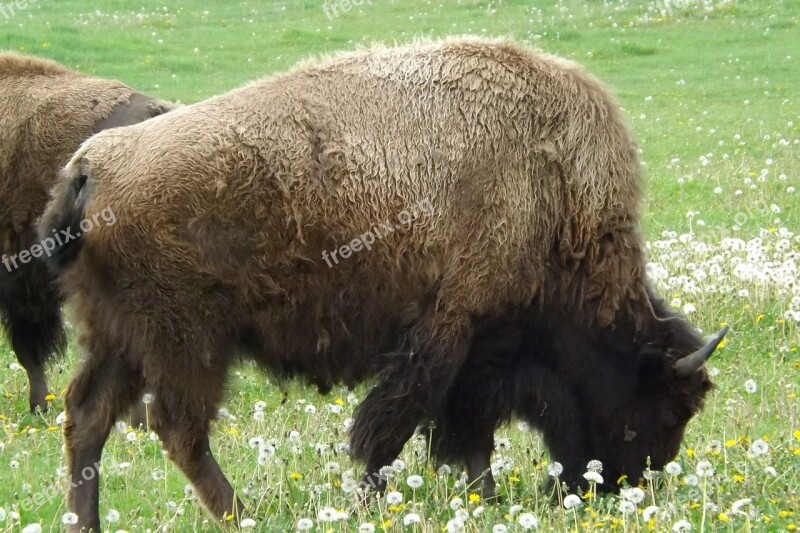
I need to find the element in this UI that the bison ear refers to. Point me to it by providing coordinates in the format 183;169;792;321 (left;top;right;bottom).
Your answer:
673;326;729;377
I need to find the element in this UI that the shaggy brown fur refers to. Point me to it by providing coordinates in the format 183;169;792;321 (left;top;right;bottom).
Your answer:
0;52;172;411
40;37;719;531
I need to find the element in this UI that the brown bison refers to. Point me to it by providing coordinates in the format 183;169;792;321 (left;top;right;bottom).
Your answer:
40;37;725;531
0;52;172;411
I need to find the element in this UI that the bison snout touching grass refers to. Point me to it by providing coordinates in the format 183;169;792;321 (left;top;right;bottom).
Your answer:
0;52;172;412
39;37;726;531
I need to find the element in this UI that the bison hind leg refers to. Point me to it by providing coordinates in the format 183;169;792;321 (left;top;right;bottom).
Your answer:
64;343;144;533
1;279;65;411
149;360;244;524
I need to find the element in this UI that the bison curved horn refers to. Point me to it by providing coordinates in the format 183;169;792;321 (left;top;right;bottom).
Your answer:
673;325;729;377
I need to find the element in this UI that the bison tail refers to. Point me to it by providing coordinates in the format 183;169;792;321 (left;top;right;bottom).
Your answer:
37;171;91;272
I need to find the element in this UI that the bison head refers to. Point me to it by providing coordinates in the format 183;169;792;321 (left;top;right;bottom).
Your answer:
515;290;725;493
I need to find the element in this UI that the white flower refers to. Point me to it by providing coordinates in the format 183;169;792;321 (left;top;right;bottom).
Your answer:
682;303;696;314
105;509;120;523
684;474;699;486
583;471;603;484
509;504;523;516
358;524;375;533
695;460;714;477
386;491;403;505
304;404;316;415
317;506;339;522
643;505;659;521
56;411;67;425
764;466;778;477
495;438;512;451
142;393;154;404
518;512;539;529
731;498;752;515
750;439;769;456
254;400;267;412
619;500;636;515
21;525;42;533
672;519;692;531
61;513;79;525
406;474;423;489
325;461;340;474
9;460;19;469
586;459;603;473
449;497;464;510
297;517;314;529
240;518;256;528
622;487;645;504
744;379;757;393
403;513;421;527
392;459;406;472
548;462;563;477
126;432;137;443
665;461;682;476
445;518;464;533
472;505;485;518
289;430;301;443
563;494;582;509
438;464;452;476
492;525;508;533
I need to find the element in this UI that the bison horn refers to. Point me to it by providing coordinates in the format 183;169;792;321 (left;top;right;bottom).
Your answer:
673;325;729;377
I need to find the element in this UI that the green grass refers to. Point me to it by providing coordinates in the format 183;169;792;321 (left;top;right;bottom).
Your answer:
1;0;798;531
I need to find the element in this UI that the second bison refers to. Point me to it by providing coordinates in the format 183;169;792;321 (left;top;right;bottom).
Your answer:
0;52;171;410
40;38;725;530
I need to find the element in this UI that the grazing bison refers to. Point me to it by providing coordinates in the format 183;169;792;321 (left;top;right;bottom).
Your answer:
0;52;172;411
40;37;724;530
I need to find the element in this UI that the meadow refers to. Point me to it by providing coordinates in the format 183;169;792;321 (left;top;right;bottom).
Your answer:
1;0;798;531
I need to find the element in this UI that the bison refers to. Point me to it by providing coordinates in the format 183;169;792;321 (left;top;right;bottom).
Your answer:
39;37;725;531
0;52;171;411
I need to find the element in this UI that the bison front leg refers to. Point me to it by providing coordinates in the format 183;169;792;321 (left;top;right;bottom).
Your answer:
351;314;473;491
64;350;143;532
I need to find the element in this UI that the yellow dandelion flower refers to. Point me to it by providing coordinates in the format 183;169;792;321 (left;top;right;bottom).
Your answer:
725;439;736;447
335;398;345;406
381;519;392;530
779;511;795;519
388;504;404;513
793;430;800;440
732;475;745;483
689;502;701;510
44;394;56;402
762;515;772;524
718;513;730;523
755;314;765;324
468;493;480;504
290;472;303;480
787;525;796;532
686;448;695;459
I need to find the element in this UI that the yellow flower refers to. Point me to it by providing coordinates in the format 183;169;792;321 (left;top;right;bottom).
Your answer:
793;448;800;456
718;513;730;523
731;475;745;483
47;426;59;432
381;519;392;530
761;435;770;442
787;525;796;532
755;314;765;324
689;502;701;510
335;398;345;406
45;394;56;402
508;475;520;483
686;448;695;459
389;504;404;513
793;430;800;440
468;493;480;504
290;472;303;480
779;511;795;519
725;439;737;448
762;515;772;524
582;492;595;500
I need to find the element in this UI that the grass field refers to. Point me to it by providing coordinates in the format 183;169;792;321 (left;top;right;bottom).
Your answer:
1;0;799;531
